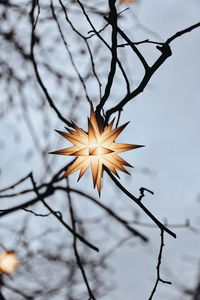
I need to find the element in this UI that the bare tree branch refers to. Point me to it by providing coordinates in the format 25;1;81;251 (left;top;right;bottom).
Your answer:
105;21;200;123
67;182;96;300
105;169;176;239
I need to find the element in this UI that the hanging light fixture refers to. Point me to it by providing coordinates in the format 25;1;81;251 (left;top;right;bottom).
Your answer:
50;105;143;195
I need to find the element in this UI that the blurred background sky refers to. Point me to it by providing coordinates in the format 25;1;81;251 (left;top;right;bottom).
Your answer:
0;0;200;299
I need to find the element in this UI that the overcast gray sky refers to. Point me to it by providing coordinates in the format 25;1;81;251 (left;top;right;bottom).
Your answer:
1;0;200;299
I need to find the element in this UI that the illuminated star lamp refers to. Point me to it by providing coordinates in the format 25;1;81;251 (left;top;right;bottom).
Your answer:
0;251;19;275
49;105;143;195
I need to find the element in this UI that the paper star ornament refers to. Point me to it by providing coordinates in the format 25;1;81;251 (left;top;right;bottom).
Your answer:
50;106;143;195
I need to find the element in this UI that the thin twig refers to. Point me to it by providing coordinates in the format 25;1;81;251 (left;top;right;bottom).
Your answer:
0;172;32;193
118;40;164;47
148;229;171;300
104;16;149;71
30;0;72;127
105;169;176;239
65;187;148;242
67;183;96;300
75;0;130;96
29;173;99;252
51;0;91;104
22;208;52;217
58;0;102;99
105;21;200;123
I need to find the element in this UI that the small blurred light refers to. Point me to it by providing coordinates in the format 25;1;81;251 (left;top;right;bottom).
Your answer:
120;0;136;3
0;251;19;275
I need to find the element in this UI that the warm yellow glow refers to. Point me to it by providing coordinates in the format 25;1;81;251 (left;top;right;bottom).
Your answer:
120;0;136;3
50;105;142;194
0;251;19;274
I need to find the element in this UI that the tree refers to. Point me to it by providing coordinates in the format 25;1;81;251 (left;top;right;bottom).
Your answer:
0;0;199;299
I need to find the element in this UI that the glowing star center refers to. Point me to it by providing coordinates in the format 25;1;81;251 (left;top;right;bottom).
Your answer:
89;145;101;156
49;105;143;195
88;143;113;157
